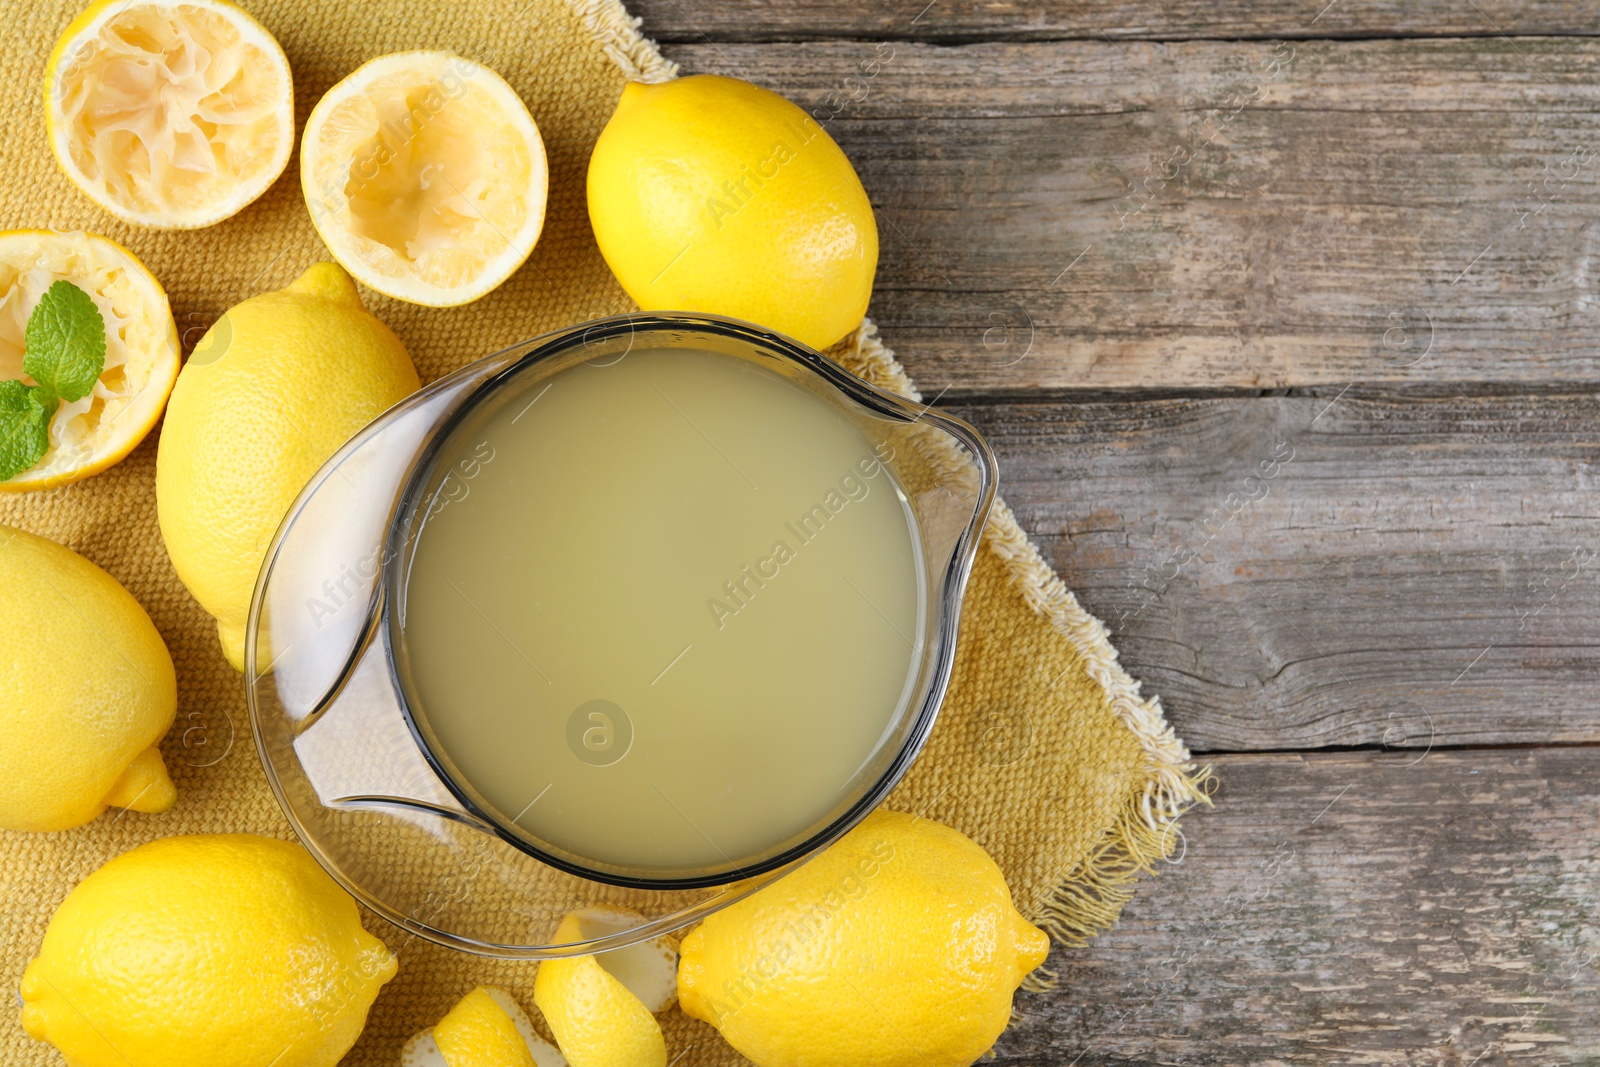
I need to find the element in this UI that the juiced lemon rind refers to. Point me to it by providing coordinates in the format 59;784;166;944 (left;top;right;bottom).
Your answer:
44;0;295;229
301;51;548;307
402;986;566;1067
0;229;179;491
552;907;679;1013
532;909;674;1067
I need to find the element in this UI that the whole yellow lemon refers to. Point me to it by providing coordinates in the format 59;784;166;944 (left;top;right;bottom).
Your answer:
156;262;419;669
0;525;175;832
587;75;878;351
21;834;396;1067
677;809;1049;1067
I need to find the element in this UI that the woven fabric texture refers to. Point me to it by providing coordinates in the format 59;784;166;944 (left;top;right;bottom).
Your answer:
0;1;1206;1063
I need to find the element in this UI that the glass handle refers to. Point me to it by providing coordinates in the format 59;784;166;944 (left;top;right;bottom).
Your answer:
326;794;500;836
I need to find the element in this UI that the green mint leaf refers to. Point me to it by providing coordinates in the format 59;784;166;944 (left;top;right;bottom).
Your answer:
0;381;57;482
23;279;106;404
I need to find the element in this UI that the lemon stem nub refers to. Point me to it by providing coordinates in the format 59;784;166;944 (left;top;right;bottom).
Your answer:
286;262;365;308
103;745;176;814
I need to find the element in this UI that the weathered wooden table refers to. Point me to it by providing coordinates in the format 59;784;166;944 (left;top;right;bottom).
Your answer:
629;2;1600;1062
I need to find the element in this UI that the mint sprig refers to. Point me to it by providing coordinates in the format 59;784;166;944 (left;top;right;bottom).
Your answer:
0;381;58;481
25;280;106;402
0;280;105;481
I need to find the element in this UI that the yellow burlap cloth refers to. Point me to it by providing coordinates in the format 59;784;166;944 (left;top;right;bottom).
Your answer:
0;1;1208;1063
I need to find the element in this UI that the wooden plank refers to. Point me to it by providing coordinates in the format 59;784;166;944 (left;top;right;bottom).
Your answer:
946;390;1600;751
635;0;1600;43
656;38;1600;395
995;748;1600;1065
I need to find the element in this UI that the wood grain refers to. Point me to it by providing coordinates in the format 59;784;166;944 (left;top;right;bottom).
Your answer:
634;0;1600;42
995;748;1600;1066
948;390;1600;751
659;37;1600;395
630;5;1600;1063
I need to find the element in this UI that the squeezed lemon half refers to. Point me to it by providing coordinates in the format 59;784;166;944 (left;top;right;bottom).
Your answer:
301;51;549;307
44;0;295;229
0;229;179;490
